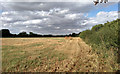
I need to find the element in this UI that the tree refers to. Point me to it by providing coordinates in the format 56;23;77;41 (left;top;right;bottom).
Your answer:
93;0;108;5
91;24;103;32
18;31;28;37
29;32;39;37
71;33;76;37
0;29;12;37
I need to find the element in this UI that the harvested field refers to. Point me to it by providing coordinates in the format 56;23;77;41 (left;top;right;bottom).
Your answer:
1;37;118;72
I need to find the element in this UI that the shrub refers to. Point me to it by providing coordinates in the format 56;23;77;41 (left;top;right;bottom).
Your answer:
80;19;119;50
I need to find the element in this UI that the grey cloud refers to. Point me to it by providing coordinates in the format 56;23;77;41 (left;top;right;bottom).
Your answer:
0;2;118;35
1;2;96;13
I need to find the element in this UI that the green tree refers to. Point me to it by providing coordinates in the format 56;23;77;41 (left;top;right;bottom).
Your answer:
18;31;28;37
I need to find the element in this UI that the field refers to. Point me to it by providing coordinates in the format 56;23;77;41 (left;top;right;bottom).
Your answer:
1;37;118;72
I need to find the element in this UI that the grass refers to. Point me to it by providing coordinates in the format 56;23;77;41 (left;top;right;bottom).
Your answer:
29;42;43;47
2;37;117;72
2;45;18;50
2;38;67;72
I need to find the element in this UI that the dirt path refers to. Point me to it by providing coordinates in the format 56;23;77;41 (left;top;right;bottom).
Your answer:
52;37;99;72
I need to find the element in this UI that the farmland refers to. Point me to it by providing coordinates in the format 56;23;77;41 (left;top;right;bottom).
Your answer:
1;37;118;72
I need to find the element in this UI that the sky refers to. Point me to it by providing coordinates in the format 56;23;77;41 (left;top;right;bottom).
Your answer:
0;0;119;35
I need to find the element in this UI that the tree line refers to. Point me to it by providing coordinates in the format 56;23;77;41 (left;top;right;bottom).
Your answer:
0;29;80;37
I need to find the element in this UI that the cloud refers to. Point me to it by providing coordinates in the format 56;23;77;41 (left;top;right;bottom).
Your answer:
0;0;119;2
0;2;118;35
90;11;118;24
80;11;118;30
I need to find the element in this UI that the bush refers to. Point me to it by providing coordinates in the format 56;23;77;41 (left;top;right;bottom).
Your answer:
79;19;120;71
80;19;119;50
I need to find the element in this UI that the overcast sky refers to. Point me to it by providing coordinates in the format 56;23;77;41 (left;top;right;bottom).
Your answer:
0;0;118;35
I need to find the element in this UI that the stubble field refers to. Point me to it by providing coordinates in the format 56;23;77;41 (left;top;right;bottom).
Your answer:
1;37;118;72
